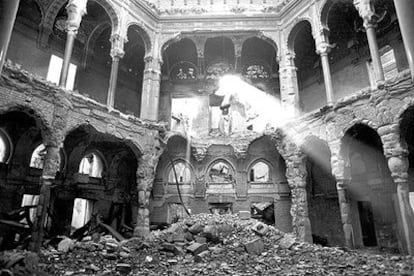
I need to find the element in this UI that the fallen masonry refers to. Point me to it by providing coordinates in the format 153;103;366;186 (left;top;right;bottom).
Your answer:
1;214;414;275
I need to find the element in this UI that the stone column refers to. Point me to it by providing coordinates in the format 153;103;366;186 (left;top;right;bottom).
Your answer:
30;145;61;252
393;0;414;81
140;56;162;121
381;125;414;254
134;153;157;238
0;0;20;74
285;150;312;243
234;40;243;73
354;0;385;84
194;36;206;79
279;52;300;117
107;34;126;110
59;0;87;88
197;52;205;79
316;41;335;105
330;140;355;248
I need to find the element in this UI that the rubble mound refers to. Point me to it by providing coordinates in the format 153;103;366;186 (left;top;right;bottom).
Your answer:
32;214;414;275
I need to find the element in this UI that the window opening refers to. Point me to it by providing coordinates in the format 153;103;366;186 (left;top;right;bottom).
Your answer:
47;54;77;90
79;152;104;178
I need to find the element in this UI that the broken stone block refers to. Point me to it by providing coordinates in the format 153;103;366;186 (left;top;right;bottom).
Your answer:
251;222;268;236
195;236;207;244
105;242;119;253
116;263;131;274
239;210;251;220
244;238;264;255
194;250;210;262
279;234;296;249
209;246;224;255
161;243;184;256
184;232;194;241
187;242;208;255
172;233;185;242
57;238;75;253
188;223;204;235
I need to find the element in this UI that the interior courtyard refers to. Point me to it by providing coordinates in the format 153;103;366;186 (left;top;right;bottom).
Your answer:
1;0;414;270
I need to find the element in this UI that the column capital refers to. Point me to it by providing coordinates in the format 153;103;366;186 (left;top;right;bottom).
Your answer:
353;0;378;28
144;55;162;72
65;0;87;34
110;34;126;59
316;41;335;56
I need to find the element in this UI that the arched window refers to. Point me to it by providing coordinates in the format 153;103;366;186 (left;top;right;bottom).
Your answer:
79;152;104;178
249;161;270;182
0;129;12;163
168;161;192;184
30;144;47;169
208;160;234;183
30;144;64;170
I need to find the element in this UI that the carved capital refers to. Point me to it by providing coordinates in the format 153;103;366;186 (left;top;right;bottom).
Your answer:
65;0;87;34
316;41;335;56
353;0;378;28
110;34;126;59
144;55;163;72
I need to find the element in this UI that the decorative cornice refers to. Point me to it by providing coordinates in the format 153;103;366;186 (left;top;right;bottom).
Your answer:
138;0;298;18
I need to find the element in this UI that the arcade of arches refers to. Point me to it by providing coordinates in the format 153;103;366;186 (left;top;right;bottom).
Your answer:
0;0;414;255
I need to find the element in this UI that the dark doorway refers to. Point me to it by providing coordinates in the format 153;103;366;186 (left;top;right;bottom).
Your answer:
358;201;377;247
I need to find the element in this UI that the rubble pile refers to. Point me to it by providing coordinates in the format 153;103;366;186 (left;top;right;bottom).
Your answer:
6;214;414;275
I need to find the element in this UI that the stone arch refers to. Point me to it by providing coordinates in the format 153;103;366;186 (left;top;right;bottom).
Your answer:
397;98;414;122
287;19;314;54
41;0;119;40
160;33;183;62
32;0;46;18
82;21;111;68
319;0;336;30
205;158;236;184
165;158;195;184
339;118;380;143
302;135;344;246
12;127;43;174
256;32;279;55
0;128;13;164
246;158;273;183
0;104;53;145
340;122;397;249
78;149;107;178
126;22;153;56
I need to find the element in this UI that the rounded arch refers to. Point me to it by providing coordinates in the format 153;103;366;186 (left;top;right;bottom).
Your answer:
41;0;119;39
0;128;13;164
0;104;53;145
256;32;278;54
319;0;335;30
126;22;153;55
287;19;314;53
160;33;183;61
204;36;235;68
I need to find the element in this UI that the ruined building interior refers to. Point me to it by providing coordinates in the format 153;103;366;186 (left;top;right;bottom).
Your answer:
0;0;414;256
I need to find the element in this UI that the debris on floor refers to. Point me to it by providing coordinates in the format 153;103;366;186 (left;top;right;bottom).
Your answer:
2;213;414;275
